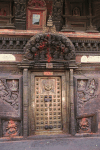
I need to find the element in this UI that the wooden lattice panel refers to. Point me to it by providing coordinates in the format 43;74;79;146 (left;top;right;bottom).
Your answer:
35;77;62;131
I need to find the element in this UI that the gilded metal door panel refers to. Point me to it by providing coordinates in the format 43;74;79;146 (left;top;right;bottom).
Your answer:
35;77;62;132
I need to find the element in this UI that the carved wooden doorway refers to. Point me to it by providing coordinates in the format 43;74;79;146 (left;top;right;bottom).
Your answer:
34;77;62;134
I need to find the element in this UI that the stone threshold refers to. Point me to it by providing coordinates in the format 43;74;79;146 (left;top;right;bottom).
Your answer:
0;133;100;142
0;134;71;142
75;133;100;137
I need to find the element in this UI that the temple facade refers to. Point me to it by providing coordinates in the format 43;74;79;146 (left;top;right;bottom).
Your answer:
0;0;100;138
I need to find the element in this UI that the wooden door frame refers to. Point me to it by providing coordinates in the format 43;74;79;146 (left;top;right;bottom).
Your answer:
28;71;70;135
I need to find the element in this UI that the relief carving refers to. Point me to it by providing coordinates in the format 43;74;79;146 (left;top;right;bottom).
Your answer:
0;8;7;16
24;33;75;62
40;79;55;94
77;118;91;133
28;0;46;7
73;7;80;16
7;80;19;92
2;120;20;137
0;2;10;17
78;80;87;91
0;37;28;52
73;40;100;53
77;79;98;108
52;0;63;20
42;79;54;93
0;79;19;110
14;0;26;19
93;43;98;51
86;43;92;51
80;43;86;51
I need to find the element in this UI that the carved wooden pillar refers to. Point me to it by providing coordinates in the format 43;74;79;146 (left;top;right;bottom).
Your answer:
52;0;63;31
65;70;70;133
14;0;26;30
70;69;75;135
23;68;29;138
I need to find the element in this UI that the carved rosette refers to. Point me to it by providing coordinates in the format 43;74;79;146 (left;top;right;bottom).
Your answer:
24;33;75;62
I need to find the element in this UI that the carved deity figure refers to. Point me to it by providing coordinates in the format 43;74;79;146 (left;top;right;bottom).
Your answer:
78;80;86;91
43;80;53;91
15;3;20;16
85;79;96;97
42;79;54;94
0;8;7;16
0;79;19;110
15;2;25;18
3;120;18;137
80;43;86;51
9;80;18;92
79;118;89;131
77;78;98;108
73;7;80;16
0;80;9;97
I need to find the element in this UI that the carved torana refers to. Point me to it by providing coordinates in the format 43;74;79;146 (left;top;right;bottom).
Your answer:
24;33;75;62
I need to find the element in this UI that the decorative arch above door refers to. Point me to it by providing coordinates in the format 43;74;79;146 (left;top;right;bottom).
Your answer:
24;33;76;63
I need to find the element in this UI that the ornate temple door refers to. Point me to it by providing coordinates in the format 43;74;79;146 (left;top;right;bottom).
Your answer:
34;77;62;134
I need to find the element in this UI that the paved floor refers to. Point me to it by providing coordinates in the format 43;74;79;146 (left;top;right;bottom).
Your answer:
0;137;100;150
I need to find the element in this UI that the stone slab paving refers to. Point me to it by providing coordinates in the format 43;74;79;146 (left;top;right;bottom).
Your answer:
0;137;100;150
